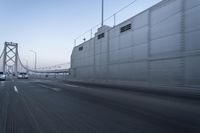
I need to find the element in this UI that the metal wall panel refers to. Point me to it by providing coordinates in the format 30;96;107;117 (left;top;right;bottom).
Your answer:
151;0;182;25
72;39;95;68
133;26;148;45
132;62;148;82
151;13;182;40
185;5;200;32
150;59;183;85
95;41;102;55
109;64;120;80
132;11;149;30
101;41;108;54
119;47;132;62
151;34;182;55
94;65;107;79
119;63;133;81
109;51;119;63
99;53;107;65
109;37;119;52
76;67;93;79
185;30;200;51
185;0;200;10
185;55;200;86
119;32;132;49
133;44;148;60
95;54;101;66
109;26;120;38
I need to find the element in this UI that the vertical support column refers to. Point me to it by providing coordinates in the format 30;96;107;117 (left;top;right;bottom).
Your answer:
147;10;152;87
3;42;7;74
15;43;18;76
106;30;110;81
93;36;96;81
180;0;186;86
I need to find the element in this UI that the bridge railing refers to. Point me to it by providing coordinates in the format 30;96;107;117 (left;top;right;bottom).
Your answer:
18;53;70;75
29;72;70;81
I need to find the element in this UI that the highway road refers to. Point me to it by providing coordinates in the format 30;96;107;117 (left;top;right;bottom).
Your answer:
0;78;200;133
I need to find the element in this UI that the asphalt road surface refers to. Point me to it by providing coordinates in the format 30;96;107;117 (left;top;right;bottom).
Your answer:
0;77;200;133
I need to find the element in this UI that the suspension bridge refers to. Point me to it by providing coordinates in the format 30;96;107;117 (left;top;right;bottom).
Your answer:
0;42;70;76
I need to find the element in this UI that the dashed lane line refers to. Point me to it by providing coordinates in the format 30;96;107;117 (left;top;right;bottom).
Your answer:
50;88;62;92
14;86;19;93
64;84;80;88
39;85;62;92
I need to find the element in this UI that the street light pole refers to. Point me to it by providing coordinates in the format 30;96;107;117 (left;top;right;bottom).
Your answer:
101;0;104;27
30;50;37;70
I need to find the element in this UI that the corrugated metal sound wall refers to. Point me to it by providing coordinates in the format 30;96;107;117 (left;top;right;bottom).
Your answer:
71;0;200;88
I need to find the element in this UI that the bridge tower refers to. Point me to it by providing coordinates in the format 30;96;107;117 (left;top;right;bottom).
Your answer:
3;42;18;75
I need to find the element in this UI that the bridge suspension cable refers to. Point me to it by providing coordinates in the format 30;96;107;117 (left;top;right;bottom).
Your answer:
17;53;70;74
0;51;3;59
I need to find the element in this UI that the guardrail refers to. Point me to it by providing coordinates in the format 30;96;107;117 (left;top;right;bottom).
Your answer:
28;69;70;74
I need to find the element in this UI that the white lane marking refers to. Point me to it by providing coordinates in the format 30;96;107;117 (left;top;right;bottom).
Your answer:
39;85;48;88
64;84;80;88
39;85;62;92
0;82;5;87
14;86;19;93
51;88;62;92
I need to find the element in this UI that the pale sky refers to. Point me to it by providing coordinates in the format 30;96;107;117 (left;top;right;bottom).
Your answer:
0;0;162;69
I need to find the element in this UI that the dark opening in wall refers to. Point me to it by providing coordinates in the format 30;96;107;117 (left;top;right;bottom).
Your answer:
79;46;83;51
120;24;132;33
97;33;105;39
